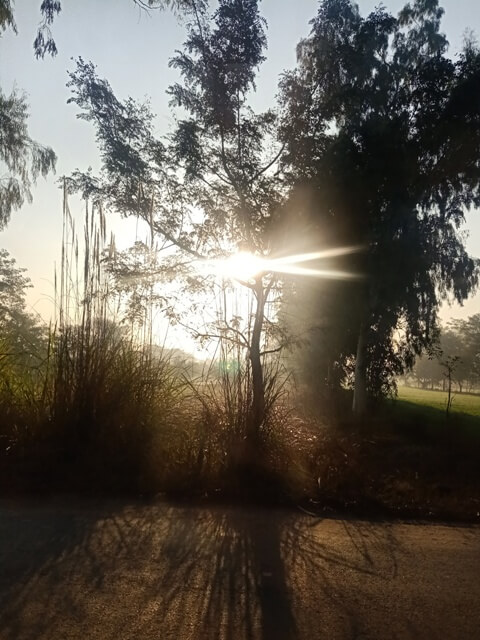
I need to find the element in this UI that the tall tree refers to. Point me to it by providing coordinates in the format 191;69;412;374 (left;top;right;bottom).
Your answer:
280;0;480;413
66;0;284;446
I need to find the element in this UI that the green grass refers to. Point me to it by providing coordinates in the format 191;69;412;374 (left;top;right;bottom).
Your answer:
388;386;480;443
397;386;480;417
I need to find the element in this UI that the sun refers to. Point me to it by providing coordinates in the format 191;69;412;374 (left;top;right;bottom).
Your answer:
213;251;268;281
206;246;363;283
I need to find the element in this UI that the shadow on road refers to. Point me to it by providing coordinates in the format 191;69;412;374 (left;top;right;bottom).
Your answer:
0;500;476;639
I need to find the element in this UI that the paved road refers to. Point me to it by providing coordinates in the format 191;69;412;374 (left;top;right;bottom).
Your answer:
0;499;479;639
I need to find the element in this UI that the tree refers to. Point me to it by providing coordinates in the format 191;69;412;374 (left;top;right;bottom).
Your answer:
280;0;480;414
412;316;480;393
0;0;14;34
0;249;31;330
440;329;468;392
0;0;201;59
413;353;443;390
0;4;57;228
0;249;45;367
0;87;56;229
440;354;460;415
279;267;358;405
66;0;284;449
444;315;480;391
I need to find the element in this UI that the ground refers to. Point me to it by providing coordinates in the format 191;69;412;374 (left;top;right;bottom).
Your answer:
1;499;479;639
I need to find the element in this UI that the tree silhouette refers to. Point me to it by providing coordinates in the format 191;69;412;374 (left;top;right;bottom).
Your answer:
66;0;284;451
280;0;480;413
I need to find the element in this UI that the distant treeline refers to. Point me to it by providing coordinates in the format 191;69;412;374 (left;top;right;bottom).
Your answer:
407;315;480;393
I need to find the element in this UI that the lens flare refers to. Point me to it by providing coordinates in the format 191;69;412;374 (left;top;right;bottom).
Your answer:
203;246;362;282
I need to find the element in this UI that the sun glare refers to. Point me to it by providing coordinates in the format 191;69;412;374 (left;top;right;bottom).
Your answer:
206;246;362;283
212;252;268;281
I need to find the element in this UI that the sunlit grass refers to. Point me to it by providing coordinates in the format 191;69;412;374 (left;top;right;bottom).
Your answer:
398;386;480;418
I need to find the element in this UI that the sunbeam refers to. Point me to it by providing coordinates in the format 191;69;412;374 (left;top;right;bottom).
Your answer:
204;246;363;282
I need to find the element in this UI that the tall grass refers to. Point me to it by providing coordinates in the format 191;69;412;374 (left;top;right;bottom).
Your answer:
2;197;479;515
0;186;292;497
0;188;184;491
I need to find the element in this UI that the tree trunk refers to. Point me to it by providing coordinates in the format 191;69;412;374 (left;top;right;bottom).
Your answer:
446;374;453;415
249;280;265;442
352;322;368;415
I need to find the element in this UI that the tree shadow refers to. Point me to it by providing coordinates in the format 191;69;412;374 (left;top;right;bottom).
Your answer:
0;500;476;639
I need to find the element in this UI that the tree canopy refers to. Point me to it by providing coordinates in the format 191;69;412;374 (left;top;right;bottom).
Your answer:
280;0;480;411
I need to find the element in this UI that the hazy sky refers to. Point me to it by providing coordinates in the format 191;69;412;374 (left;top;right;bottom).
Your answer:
1;0;480;326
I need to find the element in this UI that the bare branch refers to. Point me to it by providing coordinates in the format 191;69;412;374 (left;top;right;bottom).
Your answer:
252;143;285;182
260;345;285;357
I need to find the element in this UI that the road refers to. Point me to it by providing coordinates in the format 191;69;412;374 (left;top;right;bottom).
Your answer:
0;499;479;639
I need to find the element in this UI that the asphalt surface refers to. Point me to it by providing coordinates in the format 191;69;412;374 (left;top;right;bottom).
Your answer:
0;499;479;639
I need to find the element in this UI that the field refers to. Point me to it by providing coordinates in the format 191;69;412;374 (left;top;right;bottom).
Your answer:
397;386;480;417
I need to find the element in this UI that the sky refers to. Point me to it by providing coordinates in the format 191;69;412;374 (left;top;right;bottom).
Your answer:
1;0;480;335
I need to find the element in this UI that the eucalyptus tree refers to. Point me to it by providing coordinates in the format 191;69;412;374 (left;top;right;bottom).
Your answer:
280;0;480;413
66;0;284;445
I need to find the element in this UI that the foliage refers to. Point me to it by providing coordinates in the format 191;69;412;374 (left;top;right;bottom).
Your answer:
0;194;186;492
0;0;14;33
447;314;480;387
279;0;480;408
0;249;45;364
0;88;56;229
33;0;61;58
280;276;357;400
0;3;57;228
0;249;31;322
0;0;197;59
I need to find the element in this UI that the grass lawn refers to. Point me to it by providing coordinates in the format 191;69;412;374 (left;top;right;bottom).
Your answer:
397;386;480;417
388;386;480;444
